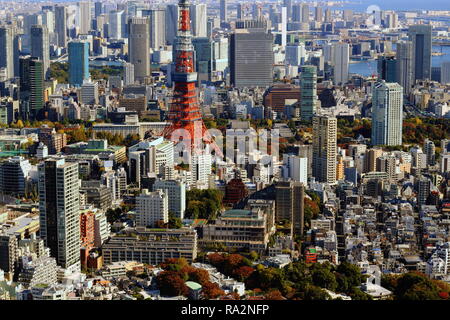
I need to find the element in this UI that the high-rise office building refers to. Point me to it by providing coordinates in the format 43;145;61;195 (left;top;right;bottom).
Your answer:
312;115;337;184
395;41;414;95
371;81;403;146
94;2;103;18
315;7;323;22
230;29;274;88
324;8;332;23
54;5;67;48
408;24;432;81
0;26;14;79
109;10;125;39
68;40;90;87
377;55;397;82
128;17;150;83
143;9;166;50
30;25;50;80
332;42;349;86
220;0;228;23
285;43;306;66
42;9;55;35
190;4;207;38
441;62;450;84
19;57;44;119
38;158;80;272
292;4;301;22
213;36;228;73
301;3;309;23
281;7;287;47
165;4;179;46
192;37;213;83
275;181;305;236
237;3;244;20
78;1;92;34
22;14;42;53
343;9;353;22
0;156;31;196
300;65;318;121
283;0;293;20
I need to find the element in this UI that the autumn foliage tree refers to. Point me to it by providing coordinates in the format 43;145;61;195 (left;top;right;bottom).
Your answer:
207;253;252;278
232;266;255;282
202;281;225;299
264;290;285;300
156;271;188;297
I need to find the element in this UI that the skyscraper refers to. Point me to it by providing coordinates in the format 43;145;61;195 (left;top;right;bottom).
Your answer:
315;7;323;23
192;37;213;83
230;29;274;88
343;10;353;22
220;0;228;23
377;55;397;83
281;7;287;47
68;40;90;87
312;115;337;184
190;4;207;38
19;57;44;119
109;10;125;39
38;158;80;272
165;4;179;46
332;42;349;86
30;25;50;79
441;61;450;84
128;17;150;82
301;3;309;23
283;0;293;20
408;24;432;81
371;81;403;146
292;4;301;22
275;181;305;236
78;1;92;34
42;9;55;35
54;5;67;48
286;43;306;66
0;26;14;79
94;2;103;18
300;65;318;121
237;3;244;20
23;14;42;53
395;41;414;95
324;8;331;23
143;9;166;50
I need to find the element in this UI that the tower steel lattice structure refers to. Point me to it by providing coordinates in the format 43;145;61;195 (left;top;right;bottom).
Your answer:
162;0;216;154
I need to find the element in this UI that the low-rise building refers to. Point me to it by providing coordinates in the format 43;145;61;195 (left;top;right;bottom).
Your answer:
101;227;197;265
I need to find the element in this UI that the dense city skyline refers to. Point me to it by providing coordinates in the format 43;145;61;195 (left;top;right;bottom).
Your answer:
0;0;449;306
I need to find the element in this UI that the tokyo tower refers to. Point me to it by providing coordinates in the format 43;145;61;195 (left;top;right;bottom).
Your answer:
162;0;218;155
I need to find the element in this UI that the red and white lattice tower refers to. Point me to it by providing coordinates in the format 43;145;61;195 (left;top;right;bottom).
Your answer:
162;0;218;155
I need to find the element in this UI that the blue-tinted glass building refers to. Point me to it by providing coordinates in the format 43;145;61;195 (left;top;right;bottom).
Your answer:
68;41;90;87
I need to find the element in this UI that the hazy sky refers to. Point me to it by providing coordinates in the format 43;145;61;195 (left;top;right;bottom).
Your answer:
343;0;450;11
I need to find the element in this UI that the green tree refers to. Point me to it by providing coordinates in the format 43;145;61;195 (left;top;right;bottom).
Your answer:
311;268;338;291
168;212;182;229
